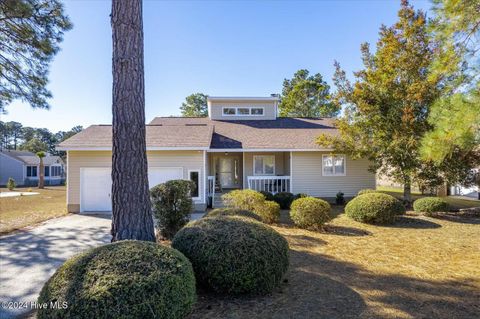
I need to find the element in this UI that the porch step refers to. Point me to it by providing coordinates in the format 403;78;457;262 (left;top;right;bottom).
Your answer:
212;193;226;208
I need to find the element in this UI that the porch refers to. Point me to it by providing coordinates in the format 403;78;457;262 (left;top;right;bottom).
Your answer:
206;151;291;207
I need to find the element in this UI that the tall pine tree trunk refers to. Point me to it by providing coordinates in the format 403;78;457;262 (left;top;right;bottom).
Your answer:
110;0;155;242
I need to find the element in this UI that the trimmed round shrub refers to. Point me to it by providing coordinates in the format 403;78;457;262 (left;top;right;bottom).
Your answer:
273;192;295;209
172;216;289;295
222;189;265;211
204;208;262;222
357;188;379;196
260;191;274;201
255;200;281;224
38;241;196;319
290;197;331;229
345;193;405;224
151;179;195;239
413;197;449;216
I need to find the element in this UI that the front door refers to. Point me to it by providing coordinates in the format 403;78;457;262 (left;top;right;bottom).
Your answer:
216;156;241;188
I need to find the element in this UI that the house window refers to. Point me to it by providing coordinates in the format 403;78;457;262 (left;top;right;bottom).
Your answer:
254;155;275;175
44;166;50;177
223;108;236;115
237;107;250;115
26;166;37;177
222;107;265;116
322;155;346;176
51;166;61;177
189;170;200;199
251;108;264;115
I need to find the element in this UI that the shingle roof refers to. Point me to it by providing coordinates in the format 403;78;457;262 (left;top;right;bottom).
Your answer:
57;117;338;150
0;150;64;165
149;117;338;149
57;124;214;149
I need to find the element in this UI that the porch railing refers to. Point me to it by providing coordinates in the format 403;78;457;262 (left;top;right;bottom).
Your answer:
207;176;215;204
247;176;290;194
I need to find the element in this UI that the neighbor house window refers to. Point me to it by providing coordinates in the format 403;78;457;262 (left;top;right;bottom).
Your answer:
322;155;346;176
251;108;264;115
44;166;50;177
51;166;61;177
189;170;200;199
223;108;236;115
26;166;37;177
254;155;275;175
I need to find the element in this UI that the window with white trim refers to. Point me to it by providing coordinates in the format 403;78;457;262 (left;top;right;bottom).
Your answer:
26;165;37;177
222;107;265;117
237;107;250;115
44;166;50;177
188;170;200;199
51;166;62;177
253;155;275;175
322;155;346;176
223;108;236;115
251;108;264;115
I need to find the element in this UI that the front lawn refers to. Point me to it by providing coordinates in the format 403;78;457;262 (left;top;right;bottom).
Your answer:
188;208;480;319
376;186;480;210
0;186;67;235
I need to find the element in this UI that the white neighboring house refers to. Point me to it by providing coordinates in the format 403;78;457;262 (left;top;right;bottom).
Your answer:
0;150;65;186
450;168;480;200
57;96;376;213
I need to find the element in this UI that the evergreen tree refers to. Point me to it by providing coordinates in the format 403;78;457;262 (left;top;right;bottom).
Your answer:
180;93;208;117
0;0;72;112
279;69;338;118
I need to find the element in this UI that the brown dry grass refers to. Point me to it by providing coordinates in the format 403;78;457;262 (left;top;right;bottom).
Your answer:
188;207;480;319
0;186;67;235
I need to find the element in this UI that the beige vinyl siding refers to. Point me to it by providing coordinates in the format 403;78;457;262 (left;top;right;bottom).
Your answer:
243;152;290;187
291;151;375;197
67;150;205;211
209;101;276;120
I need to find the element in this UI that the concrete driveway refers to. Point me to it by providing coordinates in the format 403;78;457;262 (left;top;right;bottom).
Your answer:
0;214;111;319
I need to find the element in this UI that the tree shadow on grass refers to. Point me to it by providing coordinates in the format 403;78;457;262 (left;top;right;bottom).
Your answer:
323;225;371;236
432;214;480;225
381;216;442;229
188;246;479;319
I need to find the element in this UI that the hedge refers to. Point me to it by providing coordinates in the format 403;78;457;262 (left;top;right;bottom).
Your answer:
172;216;289;295
345;193;405;224
413;197;449;216
290;197;331;229
38;241;196;319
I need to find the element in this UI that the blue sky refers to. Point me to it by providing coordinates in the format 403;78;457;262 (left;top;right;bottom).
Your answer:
2;0;431;132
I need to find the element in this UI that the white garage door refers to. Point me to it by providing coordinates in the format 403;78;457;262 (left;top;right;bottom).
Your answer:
148;167;183;188
80;167;184;212
80;168;112;212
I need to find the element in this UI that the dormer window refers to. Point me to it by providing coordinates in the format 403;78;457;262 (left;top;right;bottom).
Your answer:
223;108;236;115
222;106;265;116
251;108;264;115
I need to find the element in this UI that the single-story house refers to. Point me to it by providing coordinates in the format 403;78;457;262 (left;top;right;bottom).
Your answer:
57;96;375;213
0;150;65;186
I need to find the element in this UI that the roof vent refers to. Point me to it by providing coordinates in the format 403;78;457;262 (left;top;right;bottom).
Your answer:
185;124;207;126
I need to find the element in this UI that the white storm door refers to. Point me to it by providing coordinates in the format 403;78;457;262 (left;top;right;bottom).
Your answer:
80;168;112;212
